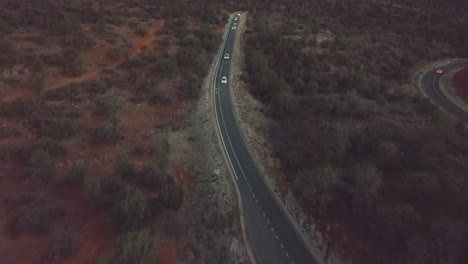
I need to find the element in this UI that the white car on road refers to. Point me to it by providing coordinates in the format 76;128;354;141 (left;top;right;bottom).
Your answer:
221;76;227;84
224;53;230;60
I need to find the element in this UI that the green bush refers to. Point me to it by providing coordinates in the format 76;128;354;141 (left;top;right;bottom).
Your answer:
90;79;111;94
94;95;118;117
140;164;164;187
112;229;156;264
64;162;87;188
350;161;382;217
35;137;65;156
179;73;202;99
153;132;170;169
154;57;177;78
111;186;147;231
84;175;124;210
0;98;41;117
175;46;198;67
148;88;172;105
114;150;134;179
94;114;121;144
160;176;183;210
40;117;76;139
294;167;339;216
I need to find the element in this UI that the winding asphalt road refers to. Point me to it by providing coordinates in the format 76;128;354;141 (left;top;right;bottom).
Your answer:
421;60;468;121
213;14;318;264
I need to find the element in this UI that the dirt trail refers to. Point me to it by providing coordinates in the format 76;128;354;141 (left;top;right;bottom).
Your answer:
48;21;164;92
2;21;164;102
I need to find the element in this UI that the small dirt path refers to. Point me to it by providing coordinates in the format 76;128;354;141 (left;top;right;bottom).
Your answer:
2;21;164;102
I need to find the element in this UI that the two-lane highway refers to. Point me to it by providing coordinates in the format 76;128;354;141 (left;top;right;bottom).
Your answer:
421;61;468;121
213;13;318;264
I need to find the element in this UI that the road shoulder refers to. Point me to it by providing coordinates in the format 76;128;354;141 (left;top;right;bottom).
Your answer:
228;12;330;264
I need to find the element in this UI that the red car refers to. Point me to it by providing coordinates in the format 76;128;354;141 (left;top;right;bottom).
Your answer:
436;69;443;74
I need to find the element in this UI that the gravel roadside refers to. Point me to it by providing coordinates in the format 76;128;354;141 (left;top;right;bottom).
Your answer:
227;13;342;264
168;15;249;264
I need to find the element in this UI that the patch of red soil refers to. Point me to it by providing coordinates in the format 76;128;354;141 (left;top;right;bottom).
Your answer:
191;23;201;31
0;161;116;264
454;66;468;99
157;237;178;264
171;165;192;187
2;21;165;102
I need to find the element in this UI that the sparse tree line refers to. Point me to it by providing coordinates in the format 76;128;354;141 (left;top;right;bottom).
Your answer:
243;4;468;264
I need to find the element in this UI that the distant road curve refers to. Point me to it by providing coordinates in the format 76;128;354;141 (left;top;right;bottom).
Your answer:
420;60;468;121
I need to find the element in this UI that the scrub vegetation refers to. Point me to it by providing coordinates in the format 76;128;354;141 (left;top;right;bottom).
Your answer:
0;0;228;263
242;0;468;263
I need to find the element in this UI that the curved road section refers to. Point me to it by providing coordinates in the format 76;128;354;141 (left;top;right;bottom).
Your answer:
213;14;317;264
421;61;468;121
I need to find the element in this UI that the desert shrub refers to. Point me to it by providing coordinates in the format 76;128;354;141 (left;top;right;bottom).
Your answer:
94;114;121;144
0;98;41;117
111;229;156;264
398;171;441;205
140;164;164;187
114;150;134;179
40;117;76;139
154;56;177;78
90;79;111;94
35;137;65;156
180;34;201;47
93;20;115;37
84;175;124;210
153;132;170;169
55;12;81;34
110;186;147;231
28;150;55;181
45;229;79;261
45;82;81;101
94;95;118;116
350;161;382;217
32;73;46;94
66;56;85;77
317;125;351;162
63;162;87;188
121;56;145;69
0;40;18;70
5;141;34;162
63;30;94;51
294;167;340;216
175;46;198;67
160;177;183;210
148;88;172;105
197;26;221;52
179;73;202;99
8;204;65;235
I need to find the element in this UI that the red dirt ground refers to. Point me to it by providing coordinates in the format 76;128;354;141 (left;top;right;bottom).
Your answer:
0;19;192;264
454;66;468;99
2;21;165;102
